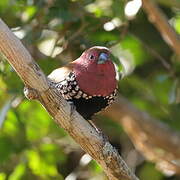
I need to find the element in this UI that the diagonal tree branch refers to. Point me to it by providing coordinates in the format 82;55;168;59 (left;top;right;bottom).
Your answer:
142;0;180;58
105;96;180;175
0;19;139;180
157;0;180;8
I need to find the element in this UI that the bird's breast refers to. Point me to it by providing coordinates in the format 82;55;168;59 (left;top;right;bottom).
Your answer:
75;72;117;96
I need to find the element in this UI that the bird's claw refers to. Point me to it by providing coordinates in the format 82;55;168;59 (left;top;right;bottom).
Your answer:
88;120;108;141
68;101;76;117
24;86;39;100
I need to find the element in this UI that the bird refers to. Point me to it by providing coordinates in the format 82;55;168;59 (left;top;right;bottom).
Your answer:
48;46;118;120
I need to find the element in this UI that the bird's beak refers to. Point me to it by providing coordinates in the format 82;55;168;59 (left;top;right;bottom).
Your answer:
97;53;109;64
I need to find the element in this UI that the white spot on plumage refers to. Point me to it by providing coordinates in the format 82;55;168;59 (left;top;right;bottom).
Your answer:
75;86;79;91
83;93;87;98
78;91;83;95
74;94;81;99
72;90;76;94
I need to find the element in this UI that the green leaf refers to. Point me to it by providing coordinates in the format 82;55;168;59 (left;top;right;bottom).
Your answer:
26;149;59;177
174;15;180;34
22;6;37;22
0;136;14;163
0;173;6;180
9;163;26;180
89;160;103;173
3;108;20;136
139;163;164;180
120;34;149;66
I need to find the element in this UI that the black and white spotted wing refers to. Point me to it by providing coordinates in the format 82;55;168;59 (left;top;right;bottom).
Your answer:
52;72;117;120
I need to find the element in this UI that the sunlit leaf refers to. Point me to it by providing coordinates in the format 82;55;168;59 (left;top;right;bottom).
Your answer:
120;34;148;66
3;109;19;136
174;16;180;34
0;173;6;180
89;160;103;173
22;6;37;22
8;163;26;180
26;149;61;177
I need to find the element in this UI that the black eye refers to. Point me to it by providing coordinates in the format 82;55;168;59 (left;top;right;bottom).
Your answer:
89;55;94;60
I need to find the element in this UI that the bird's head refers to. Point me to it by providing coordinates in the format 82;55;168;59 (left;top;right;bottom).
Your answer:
74;46;117;96
81;46;110;65
75;46;115;73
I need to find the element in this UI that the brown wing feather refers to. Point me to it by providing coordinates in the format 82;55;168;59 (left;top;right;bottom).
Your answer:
48;62;75;83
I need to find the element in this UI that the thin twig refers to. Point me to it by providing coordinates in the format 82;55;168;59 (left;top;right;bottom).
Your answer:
133;34;176;78
0;96;15;128
142;0;180;58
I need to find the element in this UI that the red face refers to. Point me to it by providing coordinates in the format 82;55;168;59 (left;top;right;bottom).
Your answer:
74;46;117;96
82;47;110;65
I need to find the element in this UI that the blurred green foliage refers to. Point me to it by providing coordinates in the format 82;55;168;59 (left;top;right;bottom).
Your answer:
0;0;180;179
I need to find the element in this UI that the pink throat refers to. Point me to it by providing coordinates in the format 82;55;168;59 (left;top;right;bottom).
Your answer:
74;60;117;96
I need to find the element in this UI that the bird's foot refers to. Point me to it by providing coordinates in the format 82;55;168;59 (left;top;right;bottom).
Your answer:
24;86;39;100
88;120;108;141
68;101;76;116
